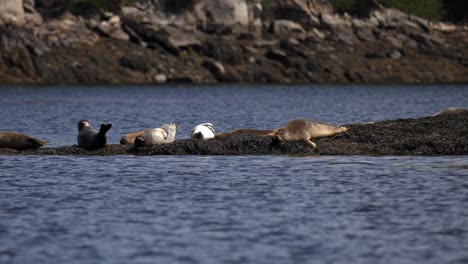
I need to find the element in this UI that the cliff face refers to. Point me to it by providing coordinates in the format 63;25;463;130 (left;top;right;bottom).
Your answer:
1;0;468;84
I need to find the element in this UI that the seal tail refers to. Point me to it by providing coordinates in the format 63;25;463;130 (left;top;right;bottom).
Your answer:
98;124;112;136
340;126;348;133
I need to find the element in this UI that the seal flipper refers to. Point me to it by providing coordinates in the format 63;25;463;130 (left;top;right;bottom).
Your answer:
98;124;112;136
134;136;146;147
192;132;202;140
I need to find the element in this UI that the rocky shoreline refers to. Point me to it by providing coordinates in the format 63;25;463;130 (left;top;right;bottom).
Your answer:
1;0;468;84
1;115;467;156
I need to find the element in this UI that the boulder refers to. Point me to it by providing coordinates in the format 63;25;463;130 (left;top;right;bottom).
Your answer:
149;26;203;55
197;0;249;31
0;0;25;25
154;74;167;83
272;19;305;38
265;48;290;67
202;59;226;81
200;39;244;65
23;0;43;26
97;16;130;41
273;0;333;28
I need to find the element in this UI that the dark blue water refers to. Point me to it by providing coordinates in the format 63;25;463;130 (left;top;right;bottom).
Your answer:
1;85;468;264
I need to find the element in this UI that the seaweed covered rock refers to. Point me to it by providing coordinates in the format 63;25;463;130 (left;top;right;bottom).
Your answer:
0;115;467;156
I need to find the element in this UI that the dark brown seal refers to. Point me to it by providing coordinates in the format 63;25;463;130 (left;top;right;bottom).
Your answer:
215;129;273;139
268;119;348;148
77;119;112;150
432;107;468;117
0;131;48;150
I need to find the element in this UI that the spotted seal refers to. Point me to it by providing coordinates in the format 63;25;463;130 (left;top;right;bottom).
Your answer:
268;119;348;148
0;131;48;150
134;123;178;147
77;119;112;150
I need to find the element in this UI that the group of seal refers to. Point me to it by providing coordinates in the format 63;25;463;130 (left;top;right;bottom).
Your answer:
1;107;464;151
0;118;348;150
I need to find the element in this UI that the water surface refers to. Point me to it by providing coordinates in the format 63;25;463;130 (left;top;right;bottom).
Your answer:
0;85;467;264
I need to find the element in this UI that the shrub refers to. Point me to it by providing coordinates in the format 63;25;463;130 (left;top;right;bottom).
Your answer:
442;0;468;22
330;0;444;20
380;0;443;21
160;0;196;13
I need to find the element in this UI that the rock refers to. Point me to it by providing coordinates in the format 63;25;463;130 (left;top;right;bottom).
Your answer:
274;0;331;27
202;59;226;81
154;26;203;54
272;19;305;38
265;48;289;67
201;39;244;65
97;16;130;41
0;0;25;25
197;0;249;31
389;50;402;60
354;26;376;42
120;55;150;73
334;26;355;45
321;14;351;29
123;16;203;55
23;0;42;25
155;74;167;83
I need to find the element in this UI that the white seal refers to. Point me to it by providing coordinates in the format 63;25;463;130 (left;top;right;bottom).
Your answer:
191;123;215;140
134;123;178;147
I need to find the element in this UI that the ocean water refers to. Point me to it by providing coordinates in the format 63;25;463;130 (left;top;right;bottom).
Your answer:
0;85;467;264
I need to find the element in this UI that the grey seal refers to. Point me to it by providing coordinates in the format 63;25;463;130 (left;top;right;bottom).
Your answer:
0;131;48;150
77;119;112;150
268;119;348;149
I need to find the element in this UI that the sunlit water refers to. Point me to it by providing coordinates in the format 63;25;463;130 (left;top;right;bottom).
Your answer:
1;85;468;264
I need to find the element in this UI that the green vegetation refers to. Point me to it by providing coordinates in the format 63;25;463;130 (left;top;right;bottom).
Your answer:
330;0;444;20
161;0;196;13
380;0;444;21
443;0;468;22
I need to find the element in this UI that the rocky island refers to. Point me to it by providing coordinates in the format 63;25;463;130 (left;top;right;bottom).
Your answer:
1;0;468;84
1;113;467;156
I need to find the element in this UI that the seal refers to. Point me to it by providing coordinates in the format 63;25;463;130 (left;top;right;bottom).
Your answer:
432;107;468;117
215;129;273;139
268;119;348;148
191;123;215;140
134;123;178;147
120;129;148;145
0;131;48;150
77;119;112;150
